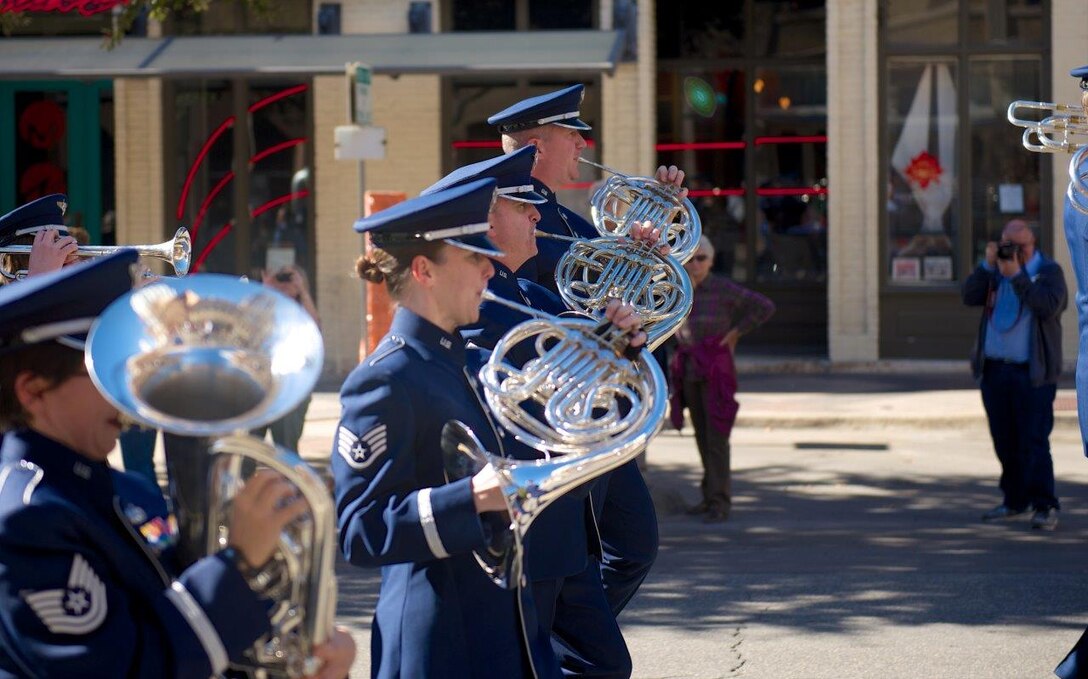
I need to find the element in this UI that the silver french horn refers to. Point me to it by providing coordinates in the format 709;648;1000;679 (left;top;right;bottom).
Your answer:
540;232;692;351
86;274;335;678
579;157;702;263
445;291;666;588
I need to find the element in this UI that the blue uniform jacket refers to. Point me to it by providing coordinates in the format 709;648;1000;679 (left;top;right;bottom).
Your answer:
0;430;270;678
1064;200;1088;455
461;261;602;580
332;307;561;679
519;179;599;295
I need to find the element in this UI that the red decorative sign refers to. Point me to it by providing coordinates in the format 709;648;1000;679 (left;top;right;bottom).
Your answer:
0;0;131;16
904;150;943;189
18;99;66;150
19;163;67;203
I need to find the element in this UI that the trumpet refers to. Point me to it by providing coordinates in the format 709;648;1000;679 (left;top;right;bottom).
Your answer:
536;230;692;351
452;290;666;587
0;226;191;280
579;157;701;263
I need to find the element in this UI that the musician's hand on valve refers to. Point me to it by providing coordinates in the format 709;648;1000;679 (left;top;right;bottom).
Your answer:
655;164;689;199
471;465;510;515
305;626;357;679
26;229;79;277
227;470;310;569
604;299;648;351
628;220;672;256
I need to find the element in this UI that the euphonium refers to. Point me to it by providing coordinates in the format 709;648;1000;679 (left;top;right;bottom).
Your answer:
579;157;702;263
85;274;335;678
538;231;692;351
447;291;666;587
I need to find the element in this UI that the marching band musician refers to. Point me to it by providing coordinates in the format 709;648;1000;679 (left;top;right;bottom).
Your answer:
490;85;683;616
334;178;564;679
0;250;354;679
0;194;80;284
422;147;647;677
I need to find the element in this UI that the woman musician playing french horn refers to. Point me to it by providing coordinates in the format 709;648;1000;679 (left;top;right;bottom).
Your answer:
334;177;651;679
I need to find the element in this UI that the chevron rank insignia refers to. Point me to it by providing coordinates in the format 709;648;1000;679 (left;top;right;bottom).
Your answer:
24;554;107;635
338;424;387;470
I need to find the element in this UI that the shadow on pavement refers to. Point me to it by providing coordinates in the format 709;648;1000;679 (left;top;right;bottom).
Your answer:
630;460;1088;635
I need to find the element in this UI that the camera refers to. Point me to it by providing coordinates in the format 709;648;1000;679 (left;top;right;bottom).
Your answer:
996;242;1021;261
275;270;294;283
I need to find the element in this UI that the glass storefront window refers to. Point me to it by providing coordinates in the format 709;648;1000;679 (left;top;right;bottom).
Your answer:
657;69;748;281
656;3;744;59
968;58;1042;265
885;60;960;286
172;81;236;274
886;0;959;47
171;79;312;277
751;1;826;57
14;91;69;205
967;0;1044;46
247;83;312;280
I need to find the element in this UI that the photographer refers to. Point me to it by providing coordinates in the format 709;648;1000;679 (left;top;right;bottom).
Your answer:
962;219;1067;531
252;265;320;452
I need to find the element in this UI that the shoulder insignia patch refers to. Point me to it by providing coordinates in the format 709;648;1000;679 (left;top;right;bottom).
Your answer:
338;424;388;470
24;554;107;635
367;336;405;366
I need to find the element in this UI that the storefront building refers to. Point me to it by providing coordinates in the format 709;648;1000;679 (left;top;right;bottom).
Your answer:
1;0;1083;379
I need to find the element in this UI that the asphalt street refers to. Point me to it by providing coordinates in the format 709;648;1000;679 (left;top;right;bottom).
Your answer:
309;407;1088;678
116;376;1088;678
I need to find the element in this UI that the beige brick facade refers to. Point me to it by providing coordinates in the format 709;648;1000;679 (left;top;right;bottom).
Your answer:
827;0;880;362
113;78;165;254
325;0;438;34
312;75;366;380
364;75;443;198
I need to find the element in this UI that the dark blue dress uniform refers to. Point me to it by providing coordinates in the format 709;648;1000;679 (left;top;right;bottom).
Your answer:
487;85;600;295
491;86;660;618
423;152;631;677
335;180;561;679
1054;62;1088;679
0;252;271;678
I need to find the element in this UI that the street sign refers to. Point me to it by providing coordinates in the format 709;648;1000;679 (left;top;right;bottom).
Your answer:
349;62;373;127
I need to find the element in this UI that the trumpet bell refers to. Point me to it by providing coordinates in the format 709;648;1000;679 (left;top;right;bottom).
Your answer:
86;274;323;437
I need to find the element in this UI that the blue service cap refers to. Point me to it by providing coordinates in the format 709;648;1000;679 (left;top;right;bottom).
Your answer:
0;249;138;354
421;146;545;204
1072;65;1088;83
354;178;504;257
0;194;69;246
487;84;591;134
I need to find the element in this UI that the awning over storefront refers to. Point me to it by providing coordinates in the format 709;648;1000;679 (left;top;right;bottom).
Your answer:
0;30;624;79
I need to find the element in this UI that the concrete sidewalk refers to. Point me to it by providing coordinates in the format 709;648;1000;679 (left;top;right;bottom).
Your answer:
296;373;1081;460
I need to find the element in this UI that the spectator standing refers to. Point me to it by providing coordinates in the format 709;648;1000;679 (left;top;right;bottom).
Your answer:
961;219;1066;531
670;235;775;522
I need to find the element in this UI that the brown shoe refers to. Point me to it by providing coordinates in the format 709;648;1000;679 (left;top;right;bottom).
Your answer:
685;501;711;516
703;506;730;523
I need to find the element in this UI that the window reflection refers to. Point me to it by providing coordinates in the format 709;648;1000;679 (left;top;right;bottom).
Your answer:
886;0;959;47
968;59;1042;265
967;0;1044;46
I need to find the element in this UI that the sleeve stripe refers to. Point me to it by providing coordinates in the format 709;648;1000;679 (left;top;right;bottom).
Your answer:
164;581;229;675
417;488;450;559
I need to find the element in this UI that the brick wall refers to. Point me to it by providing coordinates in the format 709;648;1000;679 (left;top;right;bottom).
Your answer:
364;75;443;198
113;78;165;255
313;75;366;381
827;0;880;362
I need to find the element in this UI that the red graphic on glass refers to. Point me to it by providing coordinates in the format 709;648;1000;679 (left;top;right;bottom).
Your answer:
904;151;942;189
19;163;67;202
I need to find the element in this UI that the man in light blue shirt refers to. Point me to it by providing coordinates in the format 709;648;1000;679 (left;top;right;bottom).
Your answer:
962;219;1067;531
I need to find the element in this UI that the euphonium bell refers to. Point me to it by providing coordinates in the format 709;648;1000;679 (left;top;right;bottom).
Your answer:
450;292;666;587
85;274;335;678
